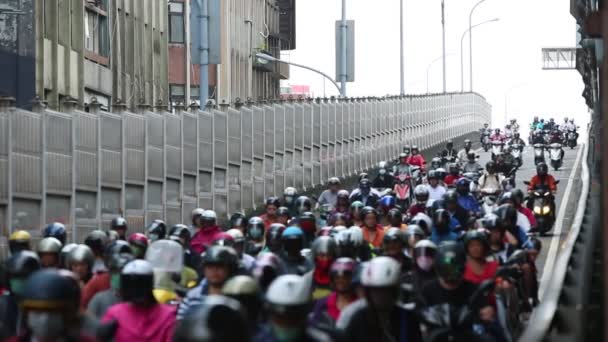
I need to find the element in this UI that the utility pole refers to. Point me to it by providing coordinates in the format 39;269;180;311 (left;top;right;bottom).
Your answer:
197;0;209;106
400;0;405;95
340;0;347;97
441;0;447;93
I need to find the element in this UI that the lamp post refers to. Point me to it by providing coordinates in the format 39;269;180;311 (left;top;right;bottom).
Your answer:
441;0;446;93
400;0;405;95
460;18;499;92
255;53;343;95
468;0;489;92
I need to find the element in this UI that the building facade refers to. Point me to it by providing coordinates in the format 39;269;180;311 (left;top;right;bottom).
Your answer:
168;0;296;107
1;0;168;111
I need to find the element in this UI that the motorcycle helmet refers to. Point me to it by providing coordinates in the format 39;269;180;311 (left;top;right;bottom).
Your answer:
37;237;63;268
514;132;520;139
311;236;337;260
427;170;438;180
120;260;155;305
283;187;298;205
410;213;432;234
127;233;149;259
358;172;369;182
350;201;364;216
110;217;128;237
406;225;425;241
84;230;109;256
443;190;459;205
379;195;396;211
276;207;291;220
446;140;454;149
511;189;525;206
464;139;472;148
536;162;548;177
265;224;286;253
456;178;470;195
411;145;419;155
494;204;518;229
414;184;430;203
297;211;317;236
361;256;401;288
467;152;477;162
6;251;41;297
486;161;497;174
448;163;459;176
330;225;347;237
265;275;311;319
387;208;403;226
43;222;67;245
481;213;503;232
463;229;490;254
203;246;239;276
330;212;349;227
403;145;411;154
432;209;451;234
330;257;356;279
294;196;313;215
146;220;166;241
201;210;218;227
399;153;408;163
498;192;514;206
494;128;501;134
59;243;78;268
246;217;265;241
265;196;281;208
9;230;31;254
336;190;350;205
359;178;372;194
281;226;305;254
253;253;284;291
414;239;437;271
221;276;261;325
211;232;235;247
169;224;192;245
328;177;341;186
229;213;247;230
226;229;246;245
65;244;95;272
334;227;363;258
434;241;466;284
383;228;405;247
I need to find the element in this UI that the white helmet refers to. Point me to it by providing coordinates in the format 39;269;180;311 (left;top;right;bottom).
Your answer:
123;259;154;275
411;213;433;233
201;210;217;222
361;256;401;287
265;275;311;308
346;226;364;246
225;229;245;243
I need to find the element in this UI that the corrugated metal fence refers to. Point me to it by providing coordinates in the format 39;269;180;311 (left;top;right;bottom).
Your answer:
0;93;491;254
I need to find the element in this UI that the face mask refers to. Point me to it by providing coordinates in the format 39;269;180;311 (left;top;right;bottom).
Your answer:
416;256;434;271
379;169;386;175
9;278;25;296
110;273;121;291
272;324;303;342
27;311;64;338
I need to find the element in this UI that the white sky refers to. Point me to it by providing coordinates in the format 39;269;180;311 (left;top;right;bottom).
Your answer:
281;0;589;128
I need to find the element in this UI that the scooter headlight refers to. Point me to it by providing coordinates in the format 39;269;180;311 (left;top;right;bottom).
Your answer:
534;207;542;215
542;206;551;214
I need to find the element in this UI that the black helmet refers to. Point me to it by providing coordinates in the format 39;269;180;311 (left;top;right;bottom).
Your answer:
494;204;518;228
359;178;372;191
383;228;405;246
486;161;496;173
434;241;466;284
446;140;454;148
246;217;265;240
276;206;291;219
43;222;67;245
6;251;41;296
110;217;128;238
464;139;472;147
467;152;476;161
387;208;402;222
106;249;135;272
443;190;459;204
498;192;514;205
265;196;281;208
203;246;239;276
146;220;166;241
120;260;155;305
511;189;525;206
265;224;285;253
169;224;192;244
104;240;132;267
448;163;459;175
463;229;490;252
311;236;337;260
536;162;548;176
174;295;249;342
229;213;247;229
456;178;470;195
21;269;81;321
360;206;377;219
427;170;438;180
514;132;520;138
481;213;503;231
84;230;109;256
433;209;451;233
294;196;312;214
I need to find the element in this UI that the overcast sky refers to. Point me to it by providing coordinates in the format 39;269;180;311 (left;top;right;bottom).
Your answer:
281;0;588;129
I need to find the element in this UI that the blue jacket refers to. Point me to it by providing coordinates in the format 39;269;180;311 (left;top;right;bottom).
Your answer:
458;194;481;215
430;229;460;245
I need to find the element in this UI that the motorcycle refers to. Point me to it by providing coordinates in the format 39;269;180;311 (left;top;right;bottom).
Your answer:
510;143;523;167
533;144;545;165
462;171;482;195
524;181;559;235
549;143;563;171
480;188;500;215
491;141;504;161
394;173;412;210
482;133;491;152
566;129;577;149
442;155;458;169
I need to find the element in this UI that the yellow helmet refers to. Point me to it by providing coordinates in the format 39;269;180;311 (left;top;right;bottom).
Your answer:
9;230;32;254
9;230;31;242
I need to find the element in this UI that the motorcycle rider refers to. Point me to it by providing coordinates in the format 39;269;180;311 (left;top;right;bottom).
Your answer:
549;127;563;145
426;170;447;202
480;123;492;143
441;140;458;162
261;196;281;229
8;230;31;255
490;128;505;142
393;153;412;176
226;229;256;273
276;207;291;226
190;209;224;254
87;250;134;319
531;129;545;145
65;244;95;286
110;217;128;241
498;192;532;233
456;178;481;217
457;139;474;166
37;237;63;268
262;224;285;255
504;124;513;140
430;209;459;245
511;118;520;132
177;246;239;320
84;230;109;274
463;229;498;285
349;178;379;207
404;225;425;258
383;228;413;275
545;118;556;130
338;257;422;342
405;239;437;293
101;260;177;341
511;189;537;231
385;208;408;232
566;118;578;140
317;177;341;207
244;217;266;256
444;163;461;187
372;162;394;189
463;152;483;173
478;161;504;194
444;190;471;229
310;257;358;327
510;132;526;148
527;162;558;213
361;207;385;248
280;227;314;275
406;145;426;171
495;204;532;250
307;236;338;300
146;220;166;243
407;185;430;218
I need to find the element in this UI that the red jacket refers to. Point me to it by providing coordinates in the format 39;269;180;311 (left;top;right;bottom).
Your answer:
444;175;461;186
407;203;427;218
190;226;224;254
518;206;537;228
406;155;426;169
260;214;277;230
528;175;557;193
81;272;111;309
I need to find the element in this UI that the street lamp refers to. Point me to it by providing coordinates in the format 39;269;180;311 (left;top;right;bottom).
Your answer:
427;53;455;93
468;0;490;92
255;53;343;96
460;18;499;92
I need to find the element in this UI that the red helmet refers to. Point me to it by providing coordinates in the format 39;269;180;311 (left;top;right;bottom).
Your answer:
128;233;149;249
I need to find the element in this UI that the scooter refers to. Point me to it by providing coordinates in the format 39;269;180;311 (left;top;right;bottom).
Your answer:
482;133;491;152
510;143;523;167
491;141;504;161
480;188;500;215
394;173;412;210
533;144;545;165
567;129;577;149
549;143;563;171
524;181;559;235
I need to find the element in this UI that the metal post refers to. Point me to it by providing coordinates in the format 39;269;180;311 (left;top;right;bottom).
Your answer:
441;0;446;93
198;0;209;106
469;0;487;92
400;0;405;95
340;0;347;97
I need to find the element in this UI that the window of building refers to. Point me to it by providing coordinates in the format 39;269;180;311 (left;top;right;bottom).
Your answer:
84;2;110;61
169;2;185;43
126;185;144;210
101;188;121;215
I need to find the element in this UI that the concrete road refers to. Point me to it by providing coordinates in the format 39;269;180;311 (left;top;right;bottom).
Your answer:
472;141;584;297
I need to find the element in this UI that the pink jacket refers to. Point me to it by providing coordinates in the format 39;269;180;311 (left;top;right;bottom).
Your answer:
102;303;176;342
190;225;224;254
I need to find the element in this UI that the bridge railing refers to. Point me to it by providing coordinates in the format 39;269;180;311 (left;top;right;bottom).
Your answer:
0;93;491;251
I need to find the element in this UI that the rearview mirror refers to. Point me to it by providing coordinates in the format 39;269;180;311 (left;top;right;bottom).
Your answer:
523;181;530;185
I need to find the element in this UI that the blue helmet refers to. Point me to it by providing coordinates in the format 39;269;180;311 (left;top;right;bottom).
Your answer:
43;222;67;245
282;226;304;240
379;195;396;209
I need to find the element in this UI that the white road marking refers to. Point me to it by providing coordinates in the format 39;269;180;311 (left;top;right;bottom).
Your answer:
538;144;585;299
